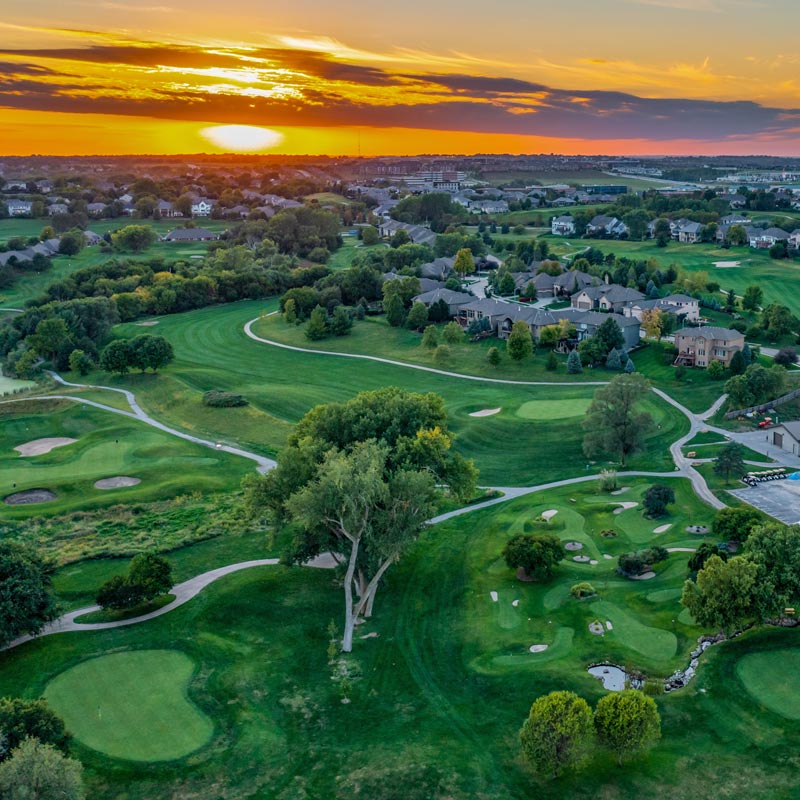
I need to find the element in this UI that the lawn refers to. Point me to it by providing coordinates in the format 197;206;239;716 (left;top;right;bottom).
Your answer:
80;301;687;487
735;649;800;721
44;650;214;761
5;478;800;798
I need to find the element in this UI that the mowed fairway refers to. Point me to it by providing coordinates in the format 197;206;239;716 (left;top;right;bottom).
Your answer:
735;650;800;720
515;398;592;420
95;301;687;486
0;400;250;517
45;650;214;761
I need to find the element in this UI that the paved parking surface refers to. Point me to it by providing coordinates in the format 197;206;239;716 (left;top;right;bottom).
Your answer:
729;478;800;525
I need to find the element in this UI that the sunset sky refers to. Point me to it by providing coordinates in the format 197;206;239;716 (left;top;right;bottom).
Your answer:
1;0;799;156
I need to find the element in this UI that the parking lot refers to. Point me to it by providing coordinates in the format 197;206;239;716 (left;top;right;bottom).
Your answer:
728;478;800;525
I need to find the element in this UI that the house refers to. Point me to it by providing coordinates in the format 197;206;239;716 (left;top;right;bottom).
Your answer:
191;198;215;216
47;203;68;216
3;180;28;191
585;215;627;238
557;308;641;351
457;298;509;334
676;221;704;243
6;199;33;216
83;231;104;246
720;193;747;209
623;293;700;323
551;197;576;207
86;202;108;217
419;256;456;281
156;200;183;218
789;230;800;250
721;214;751;226
749;227;790;249
551;215;576;236
411;288;474;317
163;227;219;242
571;284;645;314
673;326;745;368
470;199;509;214
377;219;437;246
769;422;800;456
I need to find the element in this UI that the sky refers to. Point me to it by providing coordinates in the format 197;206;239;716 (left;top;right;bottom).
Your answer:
1;0;799;156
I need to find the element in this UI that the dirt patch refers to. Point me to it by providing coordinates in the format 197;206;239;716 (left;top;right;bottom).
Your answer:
4;488;57;505
14;437;77;456
469;407;501;417
94;476;141;490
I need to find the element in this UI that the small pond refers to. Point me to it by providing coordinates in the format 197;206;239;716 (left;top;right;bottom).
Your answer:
587;664;642;691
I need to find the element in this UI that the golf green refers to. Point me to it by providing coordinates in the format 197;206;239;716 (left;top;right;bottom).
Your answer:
45;650;213;761
736;650;800;720
515;398;592;420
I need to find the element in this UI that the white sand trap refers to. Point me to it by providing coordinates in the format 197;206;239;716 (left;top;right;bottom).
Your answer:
611;486;630;495
630;571;656;580
469;407;501;417
360;631;379;639
613;502;638;515
666;547;696;553
304;552;340;569
541;509;559;521
490;591;498;602
573;555;590;563
564;541;583;551
590;559;598;565
589;621;605;636
529;644;549;653
512;600;520;607
654;524;672;534
94;476;141;490
603;554;613;560
713;260;741;268
135;320;159;326
14;437;77;456
605;620;613;630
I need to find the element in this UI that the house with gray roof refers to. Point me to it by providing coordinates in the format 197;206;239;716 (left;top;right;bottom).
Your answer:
769;421;800;456
412;288;473;317
571;284;645;314
749;227;790;249
673;326;745;368
623;293;700;323
586;215;627;238
6;199;32;216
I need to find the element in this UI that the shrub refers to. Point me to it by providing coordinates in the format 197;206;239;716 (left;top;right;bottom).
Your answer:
203;390;248;407
433;344;450;364
643;484;675;517
774;347;798;366
487;346;501;367
707;359;725;380
570;582;596;599
422;326;439;349
617;547;668;577
598;469;618;493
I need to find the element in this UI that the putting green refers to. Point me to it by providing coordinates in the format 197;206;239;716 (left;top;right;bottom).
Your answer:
737;650;800;720
45;650;213;761
590;600;677;661
515;398;592;420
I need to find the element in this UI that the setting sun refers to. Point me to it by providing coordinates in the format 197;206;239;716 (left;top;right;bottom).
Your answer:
200;125;284;152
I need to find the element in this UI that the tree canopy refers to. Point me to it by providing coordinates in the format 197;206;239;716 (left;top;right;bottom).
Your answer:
502;533;565;581
594;691;661;766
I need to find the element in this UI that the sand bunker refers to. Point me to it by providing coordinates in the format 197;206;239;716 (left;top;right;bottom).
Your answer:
512;600;520;607
94;476;141;490
605;620;613;630
14;437;77;457
573;555;591;563
541;509;559;521
687;525;710;534
564;541;583;551
667;547;696;553
630;571;656;580
590;559;598;565
603;554;613;560
490;591;498;602
360;632;379;639
613;502;638;515
529;644;549;653
469;407;501;417
589;621;605;636
611;487;630;495
135;320;159;326
4;488;56;505
653;524;672;534
713;260;742;268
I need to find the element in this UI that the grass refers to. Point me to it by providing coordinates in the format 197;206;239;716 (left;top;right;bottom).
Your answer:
0;375;34;395
44;650;214;761
735;649;800;720
74;594;176;624
8;478;800;798
0;399;250;520
73;301;687;487
515;398;592;420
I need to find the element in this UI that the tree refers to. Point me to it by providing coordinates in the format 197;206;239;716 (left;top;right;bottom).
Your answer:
67;349;92;376
433;344;450;363
0;543;58;649
29;318;70;363
96;575;145;610
128;553;173;601
729;349;746;376
507;320;533;361
406;301;429;331
594;691;660;766
640;308;663;341
583;374;654;466
642;484;675;517
742;285;763;312
111;224;157;253
745;523;800;617
688;542;727;575
0;738;84;800
567;349;582;374
132;335;174;372
57;231;83;256
707;359;725;380
712;506;763;544
503;533;565;581
99;339;133;375
605;348;622;371
594;317;625;357
728;224;748;247
305;306;329;340
681;555;758;634
361;225;380;246
624;358;636;374
421;325;439;349
442;320;464;346
774;347;798;366
546;350;558;371
761;304;797;339
0;699;70;760
453;247;475;280
519;691;594;779
329;305;353;336
487;346;501;367
390;229;411;248
713;443;745;484
283;297;297;324
383;292;406;327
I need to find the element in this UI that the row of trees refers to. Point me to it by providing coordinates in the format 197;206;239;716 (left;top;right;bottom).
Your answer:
98;334;174;376
96;553;173;610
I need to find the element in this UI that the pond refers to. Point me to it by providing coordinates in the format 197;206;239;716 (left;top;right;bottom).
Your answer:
587;664;641;691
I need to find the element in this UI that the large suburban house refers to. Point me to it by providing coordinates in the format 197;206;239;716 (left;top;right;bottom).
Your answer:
585;215;627;238
163;228;219;242
551;215;576;236
511;268;595;298
377;219;437;246
6;199;33;216
676;221;704;243
191;198;215;217
411;288;474;316
0;237;60;267
790;230;800;250
571;284;645;314
623;294;700;323
673;326;745;368
749;227;790;249
768;422;800;456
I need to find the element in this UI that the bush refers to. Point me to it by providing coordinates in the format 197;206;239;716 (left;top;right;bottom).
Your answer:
707;359;725;380
203;390;248;407
433;344;450;364
598;469;618;493
570;582;596;599
617;547;668;577
774;347;798;366
643;484;675;517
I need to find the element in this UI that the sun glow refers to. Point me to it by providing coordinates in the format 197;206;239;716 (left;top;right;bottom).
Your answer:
199;124;284;151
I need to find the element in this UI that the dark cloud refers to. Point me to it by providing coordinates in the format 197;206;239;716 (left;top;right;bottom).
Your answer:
0;61;68;76
408;73;550;96
251;49;396;85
